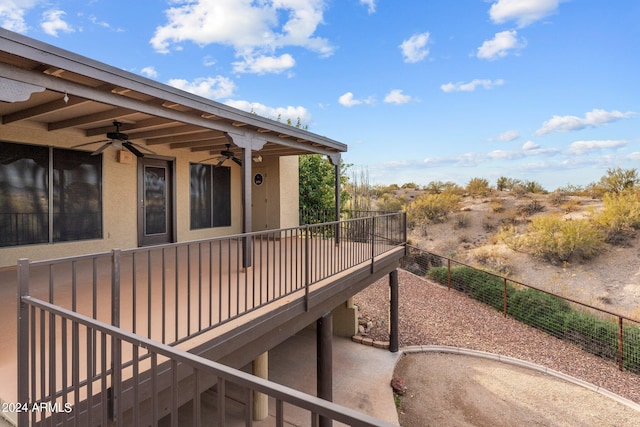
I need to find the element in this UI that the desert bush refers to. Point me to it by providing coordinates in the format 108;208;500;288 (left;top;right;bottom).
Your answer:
407;191;461;224
548;190;567;206
490;198;505;213
599;167;639;194
454;213;469;229
596;190;640;245
523;215;604;263
376;193;406;212
466;177;491;197
495;224;524;251
517;199;544;216
560;199;581;213
507;289;571;337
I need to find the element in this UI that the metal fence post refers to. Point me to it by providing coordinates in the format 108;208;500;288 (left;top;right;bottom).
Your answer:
503;278;508;318
110;249;122;421
17;258;30;427
447;259;451;291
618;317;624;371
370;216;376;273
305;225;310;311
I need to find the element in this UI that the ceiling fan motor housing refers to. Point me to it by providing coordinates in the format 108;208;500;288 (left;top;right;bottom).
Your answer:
107;131;129;141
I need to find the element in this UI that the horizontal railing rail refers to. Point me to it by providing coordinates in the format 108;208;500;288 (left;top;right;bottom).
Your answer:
401;245;640;374
17;295;396;427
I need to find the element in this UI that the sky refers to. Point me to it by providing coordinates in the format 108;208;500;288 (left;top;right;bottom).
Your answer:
1;0;639;190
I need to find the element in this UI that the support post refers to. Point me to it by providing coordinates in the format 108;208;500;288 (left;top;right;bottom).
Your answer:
317;312;333;427
241;146;253;268
252;352;269;420
389;269;399;353
17;258;29;427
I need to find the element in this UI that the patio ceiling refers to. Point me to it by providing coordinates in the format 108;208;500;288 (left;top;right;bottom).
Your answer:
0;29;346;161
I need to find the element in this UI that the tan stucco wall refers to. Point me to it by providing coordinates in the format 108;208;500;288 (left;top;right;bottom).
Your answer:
279;156;300;229
0;120;245;267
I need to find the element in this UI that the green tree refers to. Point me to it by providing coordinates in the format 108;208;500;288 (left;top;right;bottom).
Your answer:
599;167;639;194
298;154;350;215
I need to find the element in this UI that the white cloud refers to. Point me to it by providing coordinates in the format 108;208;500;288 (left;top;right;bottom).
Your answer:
224;99;311;124
477;30;525;60
360;0;376;14
441;79;504;92
167;76;236;99
489;0;560;28
0;0;37;33
488;130;520;142
88;15;123;32
232;53;295;74
338;92;374;107
41;9;74;37
522;141;539;150
567;140;627;155
399;32;430;63
536;109;637;135
384;89;411;105
140;66;158;78
150;0;333;74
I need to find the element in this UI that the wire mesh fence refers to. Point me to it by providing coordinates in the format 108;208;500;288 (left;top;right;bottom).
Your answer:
401;245;640;373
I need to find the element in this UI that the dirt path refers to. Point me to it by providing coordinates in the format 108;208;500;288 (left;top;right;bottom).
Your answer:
394;353;640;427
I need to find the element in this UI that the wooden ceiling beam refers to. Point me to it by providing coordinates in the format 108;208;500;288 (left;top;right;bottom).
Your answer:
47;106;137;131
2;95;90;124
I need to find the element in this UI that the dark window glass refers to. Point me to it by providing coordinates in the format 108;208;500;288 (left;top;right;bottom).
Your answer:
53;148;103;242
0;142;102;247
190;164;230;229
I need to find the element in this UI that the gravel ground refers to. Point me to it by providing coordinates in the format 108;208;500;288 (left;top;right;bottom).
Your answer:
352;269;640;404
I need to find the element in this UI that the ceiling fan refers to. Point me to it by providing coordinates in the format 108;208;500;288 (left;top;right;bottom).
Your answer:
73;121;156;157
201;144;242;166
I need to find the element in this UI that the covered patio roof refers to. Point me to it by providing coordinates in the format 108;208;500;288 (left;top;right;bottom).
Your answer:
0;28;346;162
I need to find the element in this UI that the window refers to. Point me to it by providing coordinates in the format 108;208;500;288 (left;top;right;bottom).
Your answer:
190;163;231;229
0;142;103;247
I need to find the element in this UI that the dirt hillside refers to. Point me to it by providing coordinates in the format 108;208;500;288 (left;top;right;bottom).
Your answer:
404;191;640;319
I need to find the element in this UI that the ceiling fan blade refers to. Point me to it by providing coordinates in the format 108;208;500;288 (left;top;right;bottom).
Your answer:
123;142;144;157
91;142;112;155
232;156;242;166
72;139;109;148
128;141;156;155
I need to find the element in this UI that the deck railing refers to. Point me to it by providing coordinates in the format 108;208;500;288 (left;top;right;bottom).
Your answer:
16;213;405;426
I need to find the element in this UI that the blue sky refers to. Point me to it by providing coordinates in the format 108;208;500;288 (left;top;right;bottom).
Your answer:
2;0;639;190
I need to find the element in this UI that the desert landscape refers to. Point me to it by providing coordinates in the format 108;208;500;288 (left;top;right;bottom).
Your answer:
388;187;640;319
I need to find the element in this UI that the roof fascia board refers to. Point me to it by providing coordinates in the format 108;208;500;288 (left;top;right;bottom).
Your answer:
0;29;347;153
0;62;338;157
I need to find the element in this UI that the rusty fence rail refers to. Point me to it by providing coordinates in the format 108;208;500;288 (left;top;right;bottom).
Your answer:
16;293;396;427
401;245;640;373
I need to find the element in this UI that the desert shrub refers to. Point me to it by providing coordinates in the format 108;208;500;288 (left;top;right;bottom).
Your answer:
454;213;469;229
495;224;524;251
507;288;571;337
562;311;618;360
523;214;604;263
427;266;515;311
377;193;406;212
596;190;640;245
599;167;639;194
489;198;505;213
548;190;567;206
466;177;491;197
407;191;461;224
517;199;544;216
560;199;581;213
